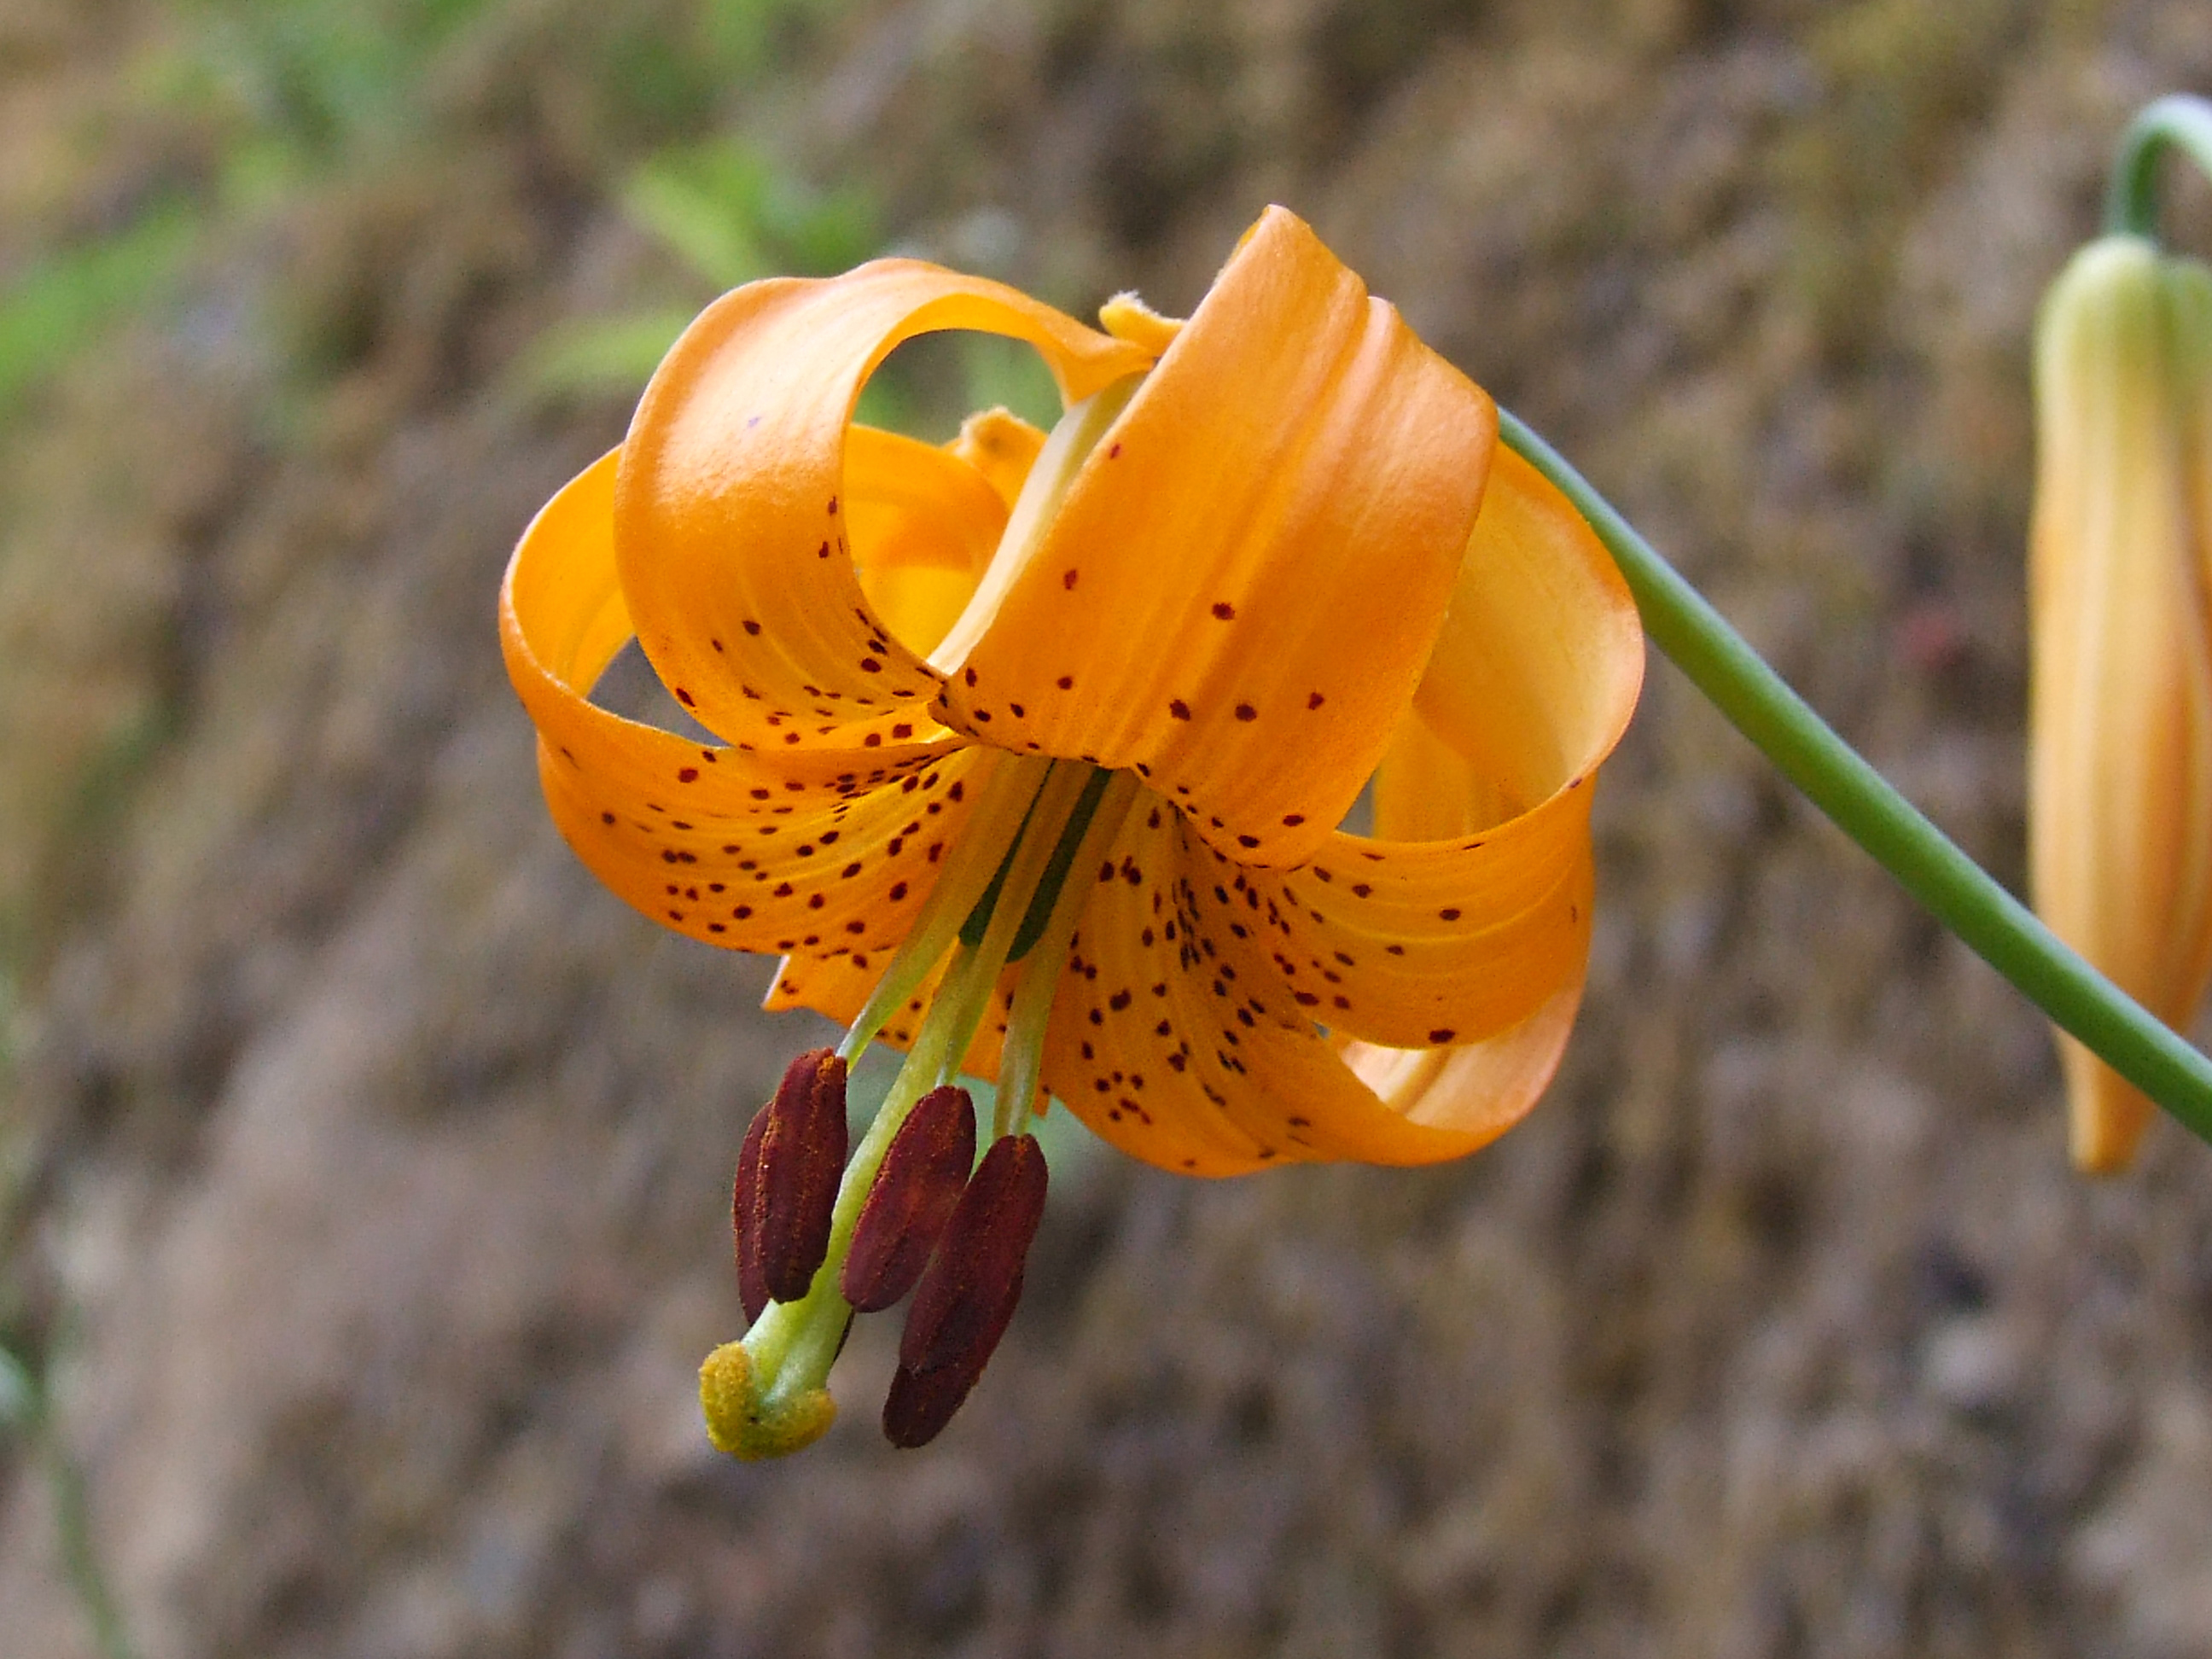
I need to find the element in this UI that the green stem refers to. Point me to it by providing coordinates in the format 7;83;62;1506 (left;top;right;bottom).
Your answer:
2105;94;2212;240
1496;407;2212;1149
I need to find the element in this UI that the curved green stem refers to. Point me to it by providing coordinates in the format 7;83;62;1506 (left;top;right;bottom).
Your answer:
1497;407;2212;1150
2105;94;2212;241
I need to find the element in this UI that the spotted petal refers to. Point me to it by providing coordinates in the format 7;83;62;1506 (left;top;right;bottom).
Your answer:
614;263;1153;752
1039;444;1639;1174
502;447;998;956
934;207;1498;869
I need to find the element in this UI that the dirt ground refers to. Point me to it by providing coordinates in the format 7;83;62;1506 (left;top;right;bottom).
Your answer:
4;1;2212;1655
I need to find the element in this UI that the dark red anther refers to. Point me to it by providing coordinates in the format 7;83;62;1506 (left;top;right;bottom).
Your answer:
841;1086;976;1312
882;1132;1048;1448
742;1048;849;1306
732;1107;771;1323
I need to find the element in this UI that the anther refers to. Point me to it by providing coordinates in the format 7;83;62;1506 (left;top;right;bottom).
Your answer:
731;1108;771;1322
883;1132;1049;1448
841;1085;976;1312
737;1049;848;1307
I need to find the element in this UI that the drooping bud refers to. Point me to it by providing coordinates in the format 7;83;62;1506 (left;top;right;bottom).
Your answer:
2029;236;2212;1171
842;1085;977;1312
738;1049;849;1305
883;1132;1048;1448
731;1106;771;1323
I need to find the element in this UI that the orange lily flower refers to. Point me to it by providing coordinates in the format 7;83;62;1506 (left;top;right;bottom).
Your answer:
500;207;1643;1452
2029;235;2212;1173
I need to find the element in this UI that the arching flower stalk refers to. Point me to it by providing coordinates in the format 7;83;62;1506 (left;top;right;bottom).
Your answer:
500;207;1644;1456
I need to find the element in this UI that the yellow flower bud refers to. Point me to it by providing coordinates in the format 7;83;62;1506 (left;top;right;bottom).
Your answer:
2029;235;2212;1171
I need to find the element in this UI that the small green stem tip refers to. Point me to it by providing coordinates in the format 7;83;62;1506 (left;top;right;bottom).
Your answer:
2105;93;2212;242
1496;407;2212;1154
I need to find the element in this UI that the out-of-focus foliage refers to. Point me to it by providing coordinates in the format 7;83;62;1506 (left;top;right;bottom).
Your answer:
0;204;201;423
515;135;880;400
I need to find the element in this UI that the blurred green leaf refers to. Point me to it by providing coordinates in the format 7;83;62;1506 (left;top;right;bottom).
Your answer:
0;202;203;422
0;1344;35;1431
511;306;700;400
516;134;879;405
621;137;878;286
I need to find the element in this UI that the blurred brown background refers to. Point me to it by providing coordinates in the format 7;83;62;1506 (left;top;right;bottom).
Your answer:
3;1;2211;1654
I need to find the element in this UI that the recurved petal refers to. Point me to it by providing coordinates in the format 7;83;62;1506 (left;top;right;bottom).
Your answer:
1411;443;1644;820
1039;800;1584;1173
535;741;992;958
500;451;993;954
2030;237;2212;1171
1333;979;1586;1149
1182;443;1636;1051
615;262;1153;750
1038;800;1289;1175
846;424;1007;659
504;447;962;783
934;207;1497;868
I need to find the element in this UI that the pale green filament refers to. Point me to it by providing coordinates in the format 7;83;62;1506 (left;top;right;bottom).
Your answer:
836;752;1053;1062
995;771;1142;1138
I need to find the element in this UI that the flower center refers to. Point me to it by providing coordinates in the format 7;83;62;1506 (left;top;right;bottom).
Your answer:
701;754;1139;1458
